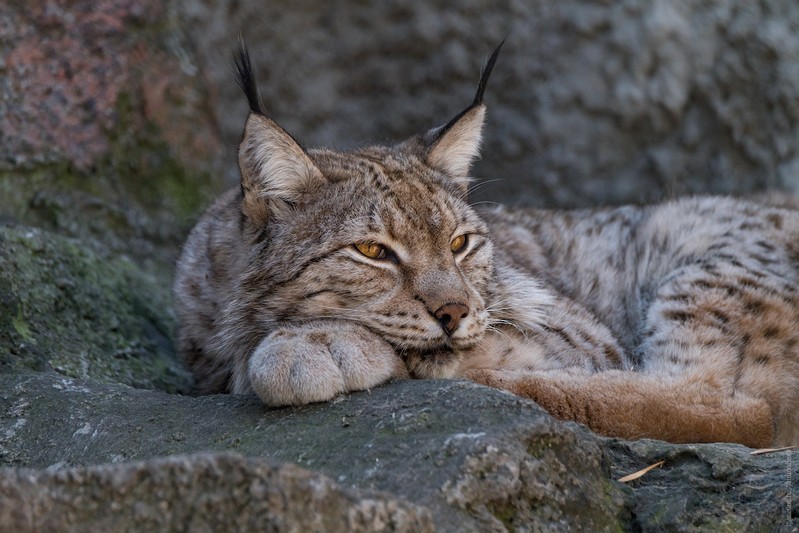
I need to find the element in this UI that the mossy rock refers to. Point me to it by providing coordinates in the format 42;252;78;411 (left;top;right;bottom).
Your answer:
0;225;191;393
0;0;226;288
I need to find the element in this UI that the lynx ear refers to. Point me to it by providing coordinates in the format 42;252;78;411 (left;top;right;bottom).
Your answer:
234;42;325;225
421;41;503;188
425;106;487;183
238;114;325;223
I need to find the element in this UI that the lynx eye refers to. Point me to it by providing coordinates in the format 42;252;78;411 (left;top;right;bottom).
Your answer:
354;242;387;260
450;234;468;253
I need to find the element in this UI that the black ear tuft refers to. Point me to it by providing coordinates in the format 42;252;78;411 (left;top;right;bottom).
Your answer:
432;40;505;141
473;39;505;106
233;38;265;115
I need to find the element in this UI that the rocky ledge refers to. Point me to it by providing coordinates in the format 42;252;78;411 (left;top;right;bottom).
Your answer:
1;370;796;531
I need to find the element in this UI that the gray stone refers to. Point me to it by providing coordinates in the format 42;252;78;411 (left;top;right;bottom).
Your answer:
2;372;797;531
178;0;799;207
0;226;192;394
0;453;433;532
1;372;628;531
606;439;798;532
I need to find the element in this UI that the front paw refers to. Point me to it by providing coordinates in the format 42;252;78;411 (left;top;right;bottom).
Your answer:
248;322;407;406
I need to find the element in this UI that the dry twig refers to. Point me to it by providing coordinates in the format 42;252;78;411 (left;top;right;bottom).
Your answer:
617;460;665;483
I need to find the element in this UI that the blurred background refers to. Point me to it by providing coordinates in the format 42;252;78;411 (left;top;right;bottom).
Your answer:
2;0;799;278
188;0;799;207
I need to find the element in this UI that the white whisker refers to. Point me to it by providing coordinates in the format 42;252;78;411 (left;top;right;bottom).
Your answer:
469;200;502;208
462;178;504;201
488;318;529;340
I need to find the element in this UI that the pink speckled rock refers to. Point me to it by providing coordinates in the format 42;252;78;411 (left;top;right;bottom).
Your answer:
0;0;224;278
1;0;219;173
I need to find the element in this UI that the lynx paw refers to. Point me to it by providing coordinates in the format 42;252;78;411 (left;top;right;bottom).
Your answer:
248;322;408;406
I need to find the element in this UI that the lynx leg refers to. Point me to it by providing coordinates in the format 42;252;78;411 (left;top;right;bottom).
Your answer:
246;321;408;406
471;251;799;447
637;257;799;446
461;255;798;447
464;368;773;447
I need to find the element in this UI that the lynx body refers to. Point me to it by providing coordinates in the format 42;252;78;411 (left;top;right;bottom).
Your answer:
174;45;799;447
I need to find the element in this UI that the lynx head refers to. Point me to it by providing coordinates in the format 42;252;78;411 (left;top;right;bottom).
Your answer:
232;43;502;377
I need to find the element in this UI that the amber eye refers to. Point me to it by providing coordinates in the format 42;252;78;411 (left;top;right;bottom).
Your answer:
355;242;387;260
450;235;468;253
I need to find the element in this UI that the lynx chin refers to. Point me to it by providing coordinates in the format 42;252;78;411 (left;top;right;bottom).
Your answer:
174;43;799;448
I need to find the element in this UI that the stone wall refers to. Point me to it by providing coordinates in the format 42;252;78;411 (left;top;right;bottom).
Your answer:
180;0;799;207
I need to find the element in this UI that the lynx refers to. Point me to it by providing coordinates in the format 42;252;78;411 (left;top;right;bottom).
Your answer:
174;44;799;448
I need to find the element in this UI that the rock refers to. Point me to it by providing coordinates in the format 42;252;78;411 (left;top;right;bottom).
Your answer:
2;372;797;530
1;373;629;531
606;439;798;531
0;0;226;281
178;0;799;207
0;453;433;532
0;0;223;390
0;226;191;393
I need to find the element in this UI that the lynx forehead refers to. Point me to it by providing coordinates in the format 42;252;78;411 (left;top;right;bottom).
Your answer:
174;42;799;448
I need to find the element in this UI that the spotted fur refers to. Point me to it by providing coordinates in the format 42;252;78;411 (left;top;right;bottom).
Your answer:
174;44;799;447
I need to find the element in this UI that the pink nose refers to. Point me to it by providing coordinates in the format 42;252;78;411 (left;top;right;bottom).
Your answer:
434;303;470;334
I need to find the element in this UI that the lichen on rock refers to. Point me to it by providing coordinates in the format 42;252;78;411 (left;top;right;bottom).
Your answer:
0;225;191;393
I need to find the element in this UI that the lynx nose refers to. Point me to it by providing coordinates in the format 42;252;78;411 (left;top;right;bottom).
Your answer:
434;303;470;334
